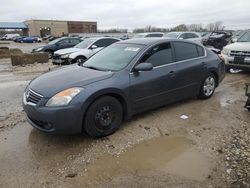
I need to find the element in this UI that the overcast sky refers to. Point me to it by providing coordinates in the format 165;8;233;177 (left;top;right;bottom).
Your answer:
1;0;250;30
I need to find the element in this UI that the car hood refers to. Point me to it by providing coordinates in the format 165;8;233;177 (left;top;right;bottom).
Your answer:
54;48;81;55
225;42;250;51
33;45;52;52
29;65;114;98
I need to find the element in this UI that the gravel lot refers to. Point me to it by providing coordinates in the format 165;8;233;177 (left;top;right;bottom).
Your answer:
0;42;249;188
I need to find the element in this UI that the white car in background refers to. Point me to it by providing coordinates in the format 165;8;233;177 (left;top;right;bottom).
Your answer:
2;34;20;40
164;32;202;43
133;32;164;38
222;31;250;71
52;37;121;65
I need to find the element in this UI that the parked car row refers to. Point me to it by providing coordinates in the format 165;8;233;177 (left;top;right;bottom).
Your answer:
0;34;42;43
25;38;225;137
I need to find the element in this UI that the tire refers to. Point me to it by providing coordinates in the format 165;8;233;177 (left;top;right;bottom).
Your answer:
84;96;123;138
74;56;87;64
45;50;53;59
198;73;216;99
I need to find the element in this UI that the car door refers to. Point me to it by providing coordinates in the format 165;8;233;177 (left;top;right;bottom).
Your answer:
129;42;178;113
173;41;207;100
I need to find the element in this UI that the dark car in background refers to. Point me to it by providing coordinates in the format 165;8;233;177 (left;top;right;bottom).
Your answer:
14;36;27;42
23;38;225;137
32;37;82;58
203;31;232;50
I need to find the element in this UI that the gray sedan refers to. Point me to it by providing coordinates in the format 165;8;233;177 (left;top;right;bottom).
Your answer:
23;38;225;137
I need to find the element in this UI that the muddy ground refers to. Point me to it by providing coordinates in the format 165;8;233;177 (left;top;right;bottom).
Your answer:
0;43;249;188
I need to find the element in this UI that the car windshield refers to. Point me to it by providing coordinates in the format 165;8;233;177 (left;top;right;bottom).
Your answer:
74;38;95;49
164;32;180;38
238;32;250;42
82;44;142;71
48;38;63;45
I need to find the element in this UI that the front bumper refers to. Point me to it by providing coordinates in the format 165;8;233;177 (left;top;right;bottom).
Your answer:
23;101;84;134
223;55;250;70
52;58;73;65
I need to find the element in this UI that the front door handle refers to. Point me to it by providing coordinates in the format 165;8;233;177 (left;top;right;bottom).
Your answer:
169;70;175;77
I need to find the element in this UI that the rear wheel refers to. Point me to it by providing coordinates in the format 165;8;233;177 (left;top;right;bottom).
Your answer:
84;96;123;138
198;73;216;99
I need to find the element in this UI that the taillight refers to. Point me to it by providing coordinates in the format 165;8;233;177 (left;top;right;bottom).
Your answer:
218;54;225;62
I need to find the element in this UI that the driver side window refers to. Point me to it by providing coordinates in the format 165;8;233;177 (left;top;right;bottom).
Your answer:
92;39;105;48
180;33;188;39
57;39;68;45
139;43;173;67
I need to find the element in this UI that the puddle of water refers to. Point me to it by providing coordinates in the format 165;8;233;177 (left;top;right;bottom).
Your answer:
75;135;211;185
0;124;92;187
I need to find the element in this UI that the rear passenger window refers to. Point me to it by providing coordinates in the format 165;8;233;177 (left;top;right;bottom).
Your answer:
173;42;199;61
140;43;173;67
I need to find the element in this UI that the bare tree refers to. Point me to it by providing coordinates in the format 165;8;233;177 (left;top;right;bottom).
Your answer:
187;24;203;32
206;21;225;31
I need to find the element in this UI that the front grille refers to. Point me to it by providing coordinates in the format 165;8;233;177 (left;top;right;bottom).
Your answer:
26;89;43;105
230;51;250;58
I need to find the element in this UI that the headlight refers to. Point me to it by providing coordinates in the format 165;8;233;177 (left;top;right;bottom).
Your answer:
35;47;43;52
46;87;83;107
222;48;230;55
61;54;70;59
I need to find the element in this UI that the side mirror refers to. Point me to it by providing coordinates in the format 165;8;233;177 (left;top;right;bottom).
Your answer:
90;45;98;50
134;63;153;72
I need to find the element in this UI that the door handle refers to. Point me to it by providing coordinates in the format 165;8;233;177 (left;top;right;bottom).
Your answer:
169;70;175;77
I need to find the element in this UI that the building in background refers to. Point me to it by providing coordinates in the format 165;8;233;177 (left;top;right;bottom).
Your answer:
24;20;97;37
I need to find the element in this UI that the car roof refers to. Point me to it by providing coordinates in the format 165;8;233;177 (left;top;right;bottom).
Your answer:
84;36;121;41
118;38;191;46
135;32;164;35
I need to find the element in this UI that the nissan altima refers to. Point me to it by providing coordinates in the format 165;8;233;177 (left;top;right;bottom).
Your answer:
23;38;225;137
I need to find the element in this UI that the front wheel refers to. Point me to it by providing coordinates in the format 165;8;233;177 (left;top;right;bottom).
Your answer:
46;50;53;59
74;56;87;64
198;73;216;99
84;96;123;138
